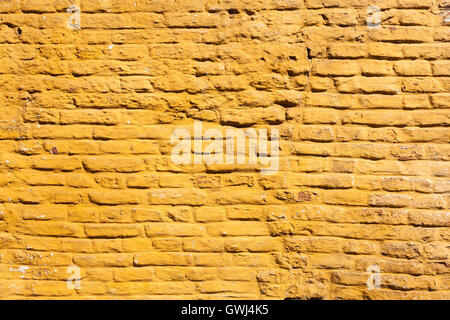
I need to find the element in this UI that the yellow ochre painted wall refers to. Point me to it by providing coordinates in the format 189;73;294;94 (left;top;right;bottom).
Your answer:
0;0;449;299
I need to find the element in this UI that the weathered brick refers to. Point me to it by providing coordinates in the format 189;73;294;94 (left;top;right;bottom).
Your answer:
369;194;412;208
313;60;360;76
73;254;133;267
133;253;193;266
32;157;81;171
83;157;146;173
148;189;206;206
194;207;226;222
22;221;84;237
402;78;443;93
84;224;144;238
113;268;155;282
145;223;206;237
394;60;432;76
342;111;412;126
328;43;368;58
336;77;401;94
381;241;421;259
369;27;433;43
207;222;270;236
88;191;144;205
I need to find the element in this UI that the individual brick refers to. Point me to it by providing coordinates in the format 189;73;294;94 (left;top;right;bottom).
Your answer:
145;223;206;237
336;77;402;94
313;60;360;76
82;158;146;173
88;190;144;205
394;60;432;76
84;224;144;238
147;189;206;206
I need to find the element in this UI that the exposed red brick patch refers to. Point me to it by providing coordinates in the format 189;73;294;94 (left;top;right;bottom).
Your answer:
297;192;312;202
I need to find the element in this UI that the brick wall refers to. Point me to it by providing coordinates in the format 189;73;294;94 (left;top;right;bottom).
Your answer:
0;0;449;299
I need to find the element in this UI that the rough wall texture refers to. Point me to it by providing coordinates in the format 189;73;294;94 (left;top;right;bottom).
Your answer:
0;0;449;300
